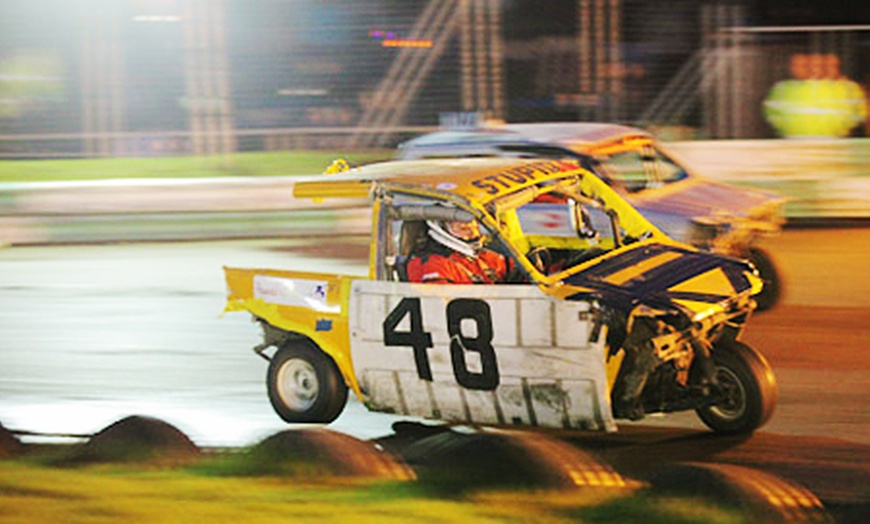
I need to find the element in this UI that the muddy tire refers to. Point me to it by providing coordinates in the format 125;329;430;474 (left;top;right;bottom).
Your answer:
696;341;777;434
267;340;348;423
748;247;781;311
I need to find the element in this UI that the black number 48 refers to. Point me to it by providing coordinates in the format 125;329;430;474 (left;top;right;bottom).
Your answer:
382;297;499;390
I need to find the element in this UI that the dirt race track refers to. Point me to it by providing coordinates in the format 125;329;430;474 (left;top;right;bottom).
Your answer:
742;227;870;445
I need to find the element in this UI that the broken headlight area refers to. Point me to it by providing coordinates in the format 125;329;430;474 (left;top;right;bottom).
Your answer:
611;303;746;420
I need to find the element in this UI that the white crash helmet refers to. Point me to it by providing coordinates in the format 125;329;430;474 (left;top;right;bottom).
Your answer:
426;218;484;257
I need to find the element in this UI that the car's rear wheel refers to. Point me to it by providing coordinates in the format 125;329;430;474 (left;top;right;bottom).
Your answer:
748;247;781;311
267;340;348;423
696;341;777;434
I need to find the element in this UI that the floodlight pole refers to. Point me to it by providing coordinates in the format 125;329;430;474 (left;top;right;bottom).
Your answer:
459;0;505;121
80;2;126;157
182;0;235;160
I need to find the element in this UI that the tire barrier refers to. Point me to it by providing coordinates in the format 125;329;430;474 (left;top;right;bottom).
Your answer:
0;416;839;523
643;462;833;524
0;421;23;458
376;422;635;493
236;428;415;481
63;415;201;466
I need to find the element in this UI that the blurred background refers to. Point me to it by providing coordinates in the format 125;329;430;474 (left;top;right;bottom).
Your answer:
0;0;867;158
0;6;868;520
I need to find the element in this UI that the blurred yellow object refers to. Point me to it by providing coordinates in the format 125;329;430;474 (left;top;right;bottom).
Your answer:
323;158;351;174
764;54;868;139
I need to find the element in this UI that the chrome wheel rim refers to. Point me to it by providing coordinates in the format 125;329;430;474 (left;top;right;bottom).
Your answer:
277;358;318;411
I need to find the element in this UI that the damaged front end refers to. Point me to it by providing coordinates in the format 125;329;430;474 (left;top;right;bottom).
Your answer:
558;238;765;423
609;289;757;420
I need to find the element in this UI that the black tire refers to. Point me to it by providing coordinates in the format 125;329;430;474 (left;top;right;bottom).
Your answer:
696;341;777;434
267;340;348;424
748;247;781;311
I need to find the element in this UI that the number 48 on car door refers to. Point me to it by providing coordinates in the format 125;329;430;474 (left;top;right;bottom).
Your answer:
349;280;615;431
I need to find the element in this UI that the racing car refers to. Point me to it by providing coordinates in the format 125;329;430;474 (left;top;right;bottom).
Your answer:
224;157;777;435
396;123;787;310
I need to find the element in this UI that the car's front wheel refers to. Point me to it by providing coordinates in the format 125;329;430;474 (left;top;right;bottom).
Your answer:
696;341;777;434
748;247;781;311
267;340;348;423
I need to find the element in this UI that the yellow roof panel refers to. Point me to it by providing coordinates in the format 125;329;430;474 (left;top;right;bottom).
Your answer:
293;158;586;203
569;134;654;156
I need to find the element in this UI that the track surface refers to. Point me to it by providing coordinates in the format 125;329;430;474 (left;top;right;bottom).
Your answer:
0;227;867;517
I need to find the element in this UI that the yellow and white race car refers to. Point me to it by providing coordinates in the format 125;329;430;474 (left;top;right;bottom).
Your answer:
224;157;776;434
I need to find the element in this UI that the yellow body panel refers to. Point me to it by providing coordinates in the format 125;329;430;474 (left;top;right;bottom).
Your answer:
223;266;363;397
575;135;654;157
605;349;625;394
668;267;736;296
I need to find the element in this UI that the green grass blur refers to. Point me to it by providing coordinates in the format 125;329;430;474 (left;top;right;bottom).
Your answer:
0;151;392;183
0;460;741;524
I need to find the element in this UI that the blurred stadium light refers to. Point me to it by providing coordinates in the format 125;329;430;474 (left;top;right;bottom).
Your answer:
0;0;866;158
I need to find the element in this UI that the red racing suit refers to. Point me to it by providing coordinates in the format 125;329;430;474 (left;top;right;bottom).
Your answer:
406;249;510;284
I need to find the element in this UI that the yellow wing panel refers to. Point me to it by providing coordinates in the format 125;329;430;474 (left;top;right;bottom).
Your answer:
223;266;362;396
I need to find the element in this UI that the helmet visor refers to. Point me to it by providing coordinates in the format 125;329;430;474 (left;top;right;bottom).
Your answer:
446;220;481;242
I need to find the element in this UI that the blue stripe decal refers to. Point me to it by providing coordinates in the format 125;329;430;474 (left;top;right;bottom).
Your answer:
581;244;683;279
564;244;753;313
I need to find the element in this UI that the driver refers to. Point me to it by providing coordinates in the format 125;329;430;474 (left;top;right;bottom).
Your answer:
406;218;511;284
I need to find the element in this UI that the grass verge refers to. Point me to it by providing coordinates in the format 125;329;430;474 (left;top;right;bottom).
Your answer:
0;459;743;524
0;150;392;183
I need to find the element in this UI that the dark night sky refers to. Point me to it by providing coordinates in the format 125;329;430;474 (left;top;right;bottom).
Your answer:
751;0;870;25
501;0;869;41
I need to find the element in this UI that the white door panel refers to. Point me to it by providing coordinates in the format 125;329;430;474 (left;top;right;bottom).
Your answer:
349;280;615;431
